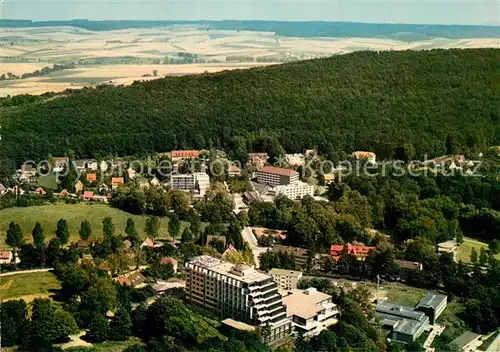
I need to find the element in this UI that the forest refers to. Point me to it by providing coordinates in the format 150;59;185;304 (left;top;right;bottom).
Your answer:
2;48;500;166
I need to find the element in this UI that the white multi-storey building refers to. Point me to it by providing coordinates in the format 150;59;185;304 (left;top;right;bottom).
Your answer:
282;287;340;338
269;181;314;200
185;256;292;343
169;172;210;197
269;268;303;291
257;166;299;186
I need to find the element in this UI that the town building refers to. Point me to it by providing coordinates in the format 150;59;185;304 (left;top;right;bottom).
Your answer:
185;255;292;343
140;237;163;248
269;181;314;200
75;160;88;171
111;177;124;189
171;150;200;162
415;292;447;324
257;166;299;187
352;151;376;164
83;191;94;200
437;240;457;255
376;301;429;343
330;243;376;261
248;153;269;169
282;288;340;338
87;160;98;171
323;174;335;185
127;168;137;179
53;157;69;172
87;173;97;183
228;164;242;177
394;259;423;272
0;183;6;196
0;250;13;264
269;268;302;291
34;187;47;196
271;245;310;269
450;332;482;352
169;172;210;197
284;154;305;167
160;257;178;273
115;271;147;288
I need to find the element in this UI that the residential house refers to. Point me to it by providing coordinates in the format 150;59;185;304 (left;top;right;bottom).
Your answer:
330;243;376;261
271;245;310;269
171;150;199;162
9;185;25;196
415;292;447;324
57;189;70;198
83;191;94;201
140;237;163;248
438;240;457;255
282;287;340;338
53;157;69;172
376;301;429;343
127;168;137;179
352;151;376;164
160;257;178;273
257;166;299;186
115;271;147;288
269;268;303;291
111;177;124;189
169;172;210;198
75;240;90;249
228;165;242;177
284;153;305;167
450;332;482;352
87;160;98;171
323;174;335;185
150;177;161;187
75;160;88;171
0;183;6;196
394;259;423;272
185;256;292;343
34;187;47;196
0;250;13;264
247;153;269;169
87;173;97;183
222;244;238;257
75;180;84;194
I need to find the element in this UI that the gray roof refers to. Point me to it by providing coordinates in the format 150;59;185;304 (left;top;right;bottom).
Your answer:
450;331;481;349
393;318;427;336
416;292;447;310
376;301;427;322
269;268;303;277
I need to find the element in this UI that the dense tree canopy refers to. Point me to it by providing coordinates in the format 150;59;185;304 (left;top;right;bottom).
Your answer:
2;49;500;164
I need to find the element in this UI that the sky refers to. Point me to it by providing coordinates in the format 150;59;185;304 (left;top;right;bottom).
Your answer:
1;0;499;26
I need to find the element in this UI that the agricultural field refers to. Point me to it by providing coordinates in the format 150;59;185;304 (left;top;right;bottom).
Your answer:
1;26;499;96
455;237;500;263
0;271;61;302
0;203;183;247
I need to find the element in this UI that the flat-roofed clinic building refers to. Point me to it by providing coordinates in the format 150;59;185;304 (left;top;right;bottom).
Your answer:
376;301;429;343
270;181;315;200
415;292;447;324
185;256;292;343
269;268;303;291
257;166;299;186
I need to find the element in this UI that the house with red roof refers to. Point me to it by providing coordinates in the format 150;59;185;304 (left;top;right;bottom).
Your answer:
352;151;376;163
330;243;376;262
140;237;163;249
111;177;124;189
171;150;199;162
87;173;97;182
160;257;178;273
83;191;94;200
34;187;47;196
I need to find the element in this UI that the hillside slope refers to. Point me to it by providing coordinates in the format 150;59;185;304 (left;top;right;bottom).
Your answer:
2;48;500;164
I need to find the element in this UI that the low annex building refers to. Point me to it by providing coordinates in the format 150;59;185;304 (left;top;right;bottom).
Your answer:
269;268;303;291
282;287;340;338
376;301;429;343
415;292;447;324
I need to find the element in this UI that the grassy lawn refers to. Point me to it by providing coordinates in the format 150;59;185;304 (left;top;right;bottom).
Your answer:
0;203;185;247
91;338;144;352
382;284;427;306
0;271;61;301
455;237;500;263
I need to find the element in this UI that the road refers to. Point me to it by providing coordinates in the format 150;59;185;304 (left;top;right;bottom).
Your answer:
0;268;53;277
241;227;268;269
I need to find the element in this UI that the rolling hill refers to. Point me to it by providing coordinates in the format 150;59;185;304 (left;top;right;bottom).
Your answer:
1;48;500;165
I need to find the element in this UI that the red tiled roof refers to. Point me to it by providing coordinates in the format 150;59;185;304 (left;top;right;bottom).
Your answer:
83;191;94;199
259;166;298;177
330;243;376;259
229;165;241;172
112;177;124;184
87;173;97;181
0;251;11;259
353;151;376;159
35;187;46;195
160;257;178;266
171;150;199;158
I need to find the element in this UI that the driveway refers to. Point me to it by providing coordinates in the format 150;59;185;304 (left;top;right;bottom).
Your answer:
0;268;53;277
241;227;268;269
